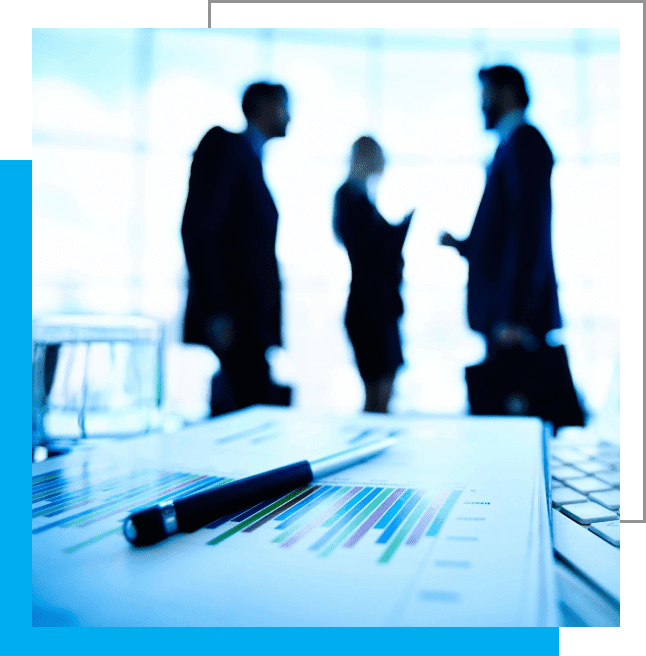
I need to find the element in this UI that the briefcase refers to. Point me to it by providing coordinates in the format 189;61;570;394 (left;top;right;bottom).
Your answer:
465;344;586;431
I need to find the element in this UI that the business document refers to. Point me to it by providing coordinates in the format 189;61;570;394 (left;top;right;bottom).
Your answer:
32;407;556;626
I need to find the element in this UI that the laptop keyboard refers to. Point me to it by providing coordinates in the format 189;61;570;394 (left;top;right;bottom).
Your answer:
550;441;620;548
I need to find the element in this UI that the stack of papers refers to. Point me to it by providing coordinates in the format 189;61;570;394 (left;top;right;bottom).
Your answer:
32;406;556;626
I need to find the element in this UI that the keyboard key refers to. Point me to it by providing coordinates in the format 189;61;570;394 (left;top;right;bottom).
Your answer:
593;455;620;468
588;490;620;511
551;488;587;507
551;466;587;481
589;520;620;547
595;471;620;486
565;477;613;495
573;461;612;475
550;448;589;463
560;502;617;525
597;446;620;458
552;511;620;602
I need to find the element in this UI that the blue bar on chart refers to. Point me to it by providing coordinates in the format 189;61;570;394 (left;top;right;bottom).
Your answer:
33;472;188;522
273;486;331;521
276;486;341;529
78;475;228;528
278;486;362;548
405;489;452;545
208;486;313;543
230;495;285;523
146;475;230;506
427;490;463;536
202;481;466;565
320;486;374;527
33;469;159;509
374;488;415;528
33;471;227;534
376;490;425;544
309;487;384;551
205;513;237;529
343;488;406;548
33;469;98;493
241;487;320;532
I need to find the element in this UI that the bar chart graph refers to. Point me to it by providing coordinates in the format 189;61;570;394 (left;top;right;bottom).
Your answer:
32;408;555;626
31;467;232;553
33;468;463;563
206;483;463;564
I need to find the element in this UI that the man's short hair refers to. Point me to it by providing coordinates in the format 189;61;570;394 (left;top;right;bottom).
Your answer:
478;65;530;109
241;82;288;120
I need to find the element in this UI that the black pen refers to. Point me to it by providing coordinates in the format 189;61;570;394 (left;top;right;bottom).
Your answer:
123;437;396;546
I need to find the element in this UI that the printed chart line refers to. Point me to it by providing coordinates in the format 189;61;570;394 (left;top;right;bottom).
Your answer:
33;468;465;563
207;483;464;564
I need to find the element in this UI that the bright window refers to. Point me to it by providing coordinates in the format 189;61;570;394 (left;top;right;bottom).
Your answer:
32;28;620;420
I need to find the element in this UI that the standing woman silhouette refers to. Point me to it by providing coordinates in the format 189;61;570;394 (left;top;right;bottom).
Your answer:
333;137;414;413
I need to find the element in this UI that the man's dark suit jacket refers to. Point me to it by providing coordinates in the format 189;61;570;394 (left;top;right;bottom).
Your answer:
456;124;562;340
181;127;282;353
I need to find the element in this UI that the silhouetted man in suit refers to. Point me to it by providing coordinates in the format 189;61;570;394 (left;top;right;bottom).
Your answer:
181;82;291;416
440;65;561;358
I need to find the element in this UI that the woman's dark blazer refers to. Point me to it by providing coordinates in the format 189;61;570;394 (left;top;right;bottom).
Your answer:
333;181;411;380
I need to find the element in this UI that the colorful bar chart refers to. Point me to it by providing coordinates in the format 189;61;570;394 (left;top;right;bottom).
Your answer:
32;468;231;552
206;483;463;564
33;468;463;564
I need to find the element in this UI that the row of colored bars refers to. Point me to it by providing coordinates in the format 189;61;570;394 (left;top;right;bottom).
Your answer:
32;469;231;534
206;484;462;564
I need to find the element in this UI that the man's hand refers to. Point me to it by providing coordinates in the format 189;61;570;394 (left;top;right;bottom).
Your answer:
206;313;235;352
439;231;459;249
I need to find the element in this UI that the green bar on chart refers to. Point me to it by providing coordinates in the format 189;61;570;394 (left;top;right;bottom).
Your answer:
317;488;393;559
207;487;309;546
378;496;432;564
